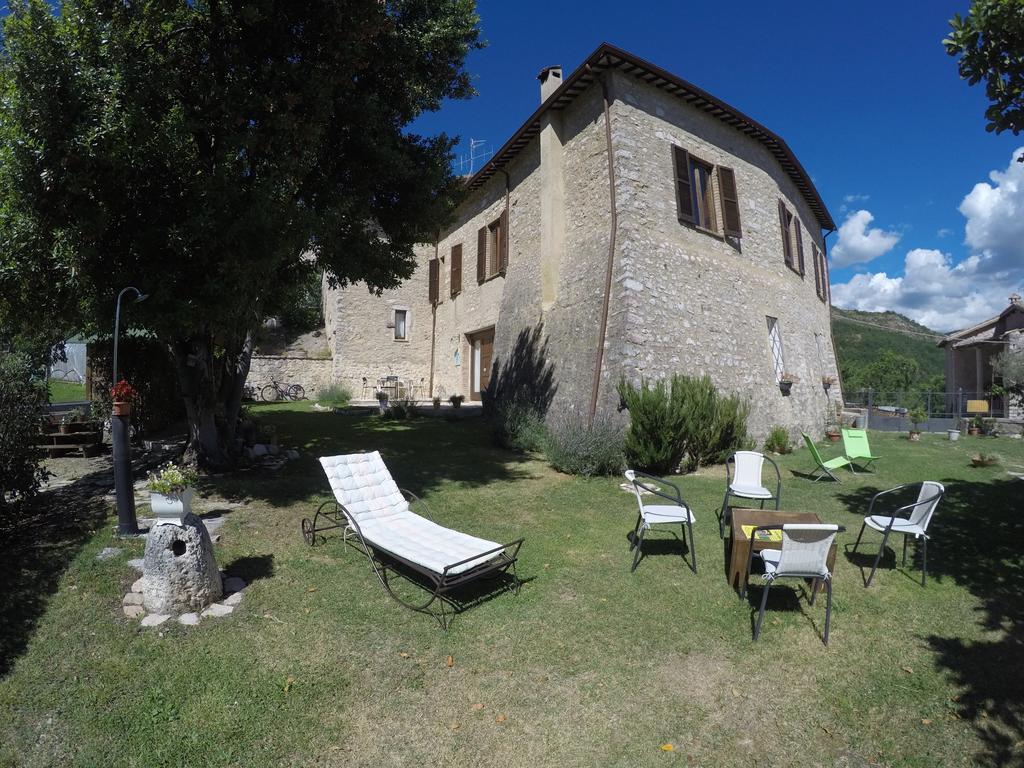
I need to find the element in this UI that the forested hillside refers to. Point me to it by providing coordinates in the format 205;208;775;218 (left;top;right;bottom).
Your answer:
831;308;947;393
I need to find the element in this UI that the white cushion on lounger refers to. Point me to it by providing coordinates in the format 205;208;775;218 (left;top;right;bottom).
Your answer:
319;451;502;575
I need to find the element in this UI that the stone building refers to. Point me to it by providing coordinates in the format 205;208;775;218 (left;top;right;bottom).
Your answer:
938;294;1024;419
324;43;842;437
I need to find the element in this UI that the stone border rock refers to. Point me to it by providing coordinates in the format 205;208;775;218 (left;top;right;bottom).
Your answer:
122;571;248;628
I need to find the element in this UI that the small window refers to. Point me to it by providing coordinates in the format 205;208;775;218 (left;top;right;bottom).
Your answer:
766;316;785;382
394;309;408;341
477;211;508;284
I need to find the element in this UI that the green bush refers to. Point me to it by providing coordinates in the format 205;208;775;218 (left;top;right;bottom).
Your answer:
382;398;417;420
543;412;624;476
317;384;351;409
0;355;49;510
763;425;792;454
618;375;751;474
493;402;547;452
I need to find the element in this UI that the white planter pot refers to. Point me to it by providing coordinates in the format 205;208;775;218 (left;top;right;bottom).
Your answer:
150;488;194;526
948;429;961;441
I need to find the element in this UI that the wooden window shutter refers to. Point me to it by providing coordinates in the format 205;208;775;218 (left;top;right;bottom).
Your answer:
794;218;805;276
718;166;742;237
778;200;793;267
812;244;823;299
499;209;509;273
673;146;695;224
428;258;439;305
476;226;487;284
450;244;462;298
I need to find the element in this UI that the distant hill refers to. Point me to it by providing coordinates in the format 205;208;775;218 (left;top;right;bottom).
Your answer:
831;308;946;391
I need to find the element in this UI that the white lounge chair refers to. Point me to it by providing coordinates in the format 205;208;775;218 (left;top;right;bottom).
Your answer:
301;451;523;628
719;451;781;538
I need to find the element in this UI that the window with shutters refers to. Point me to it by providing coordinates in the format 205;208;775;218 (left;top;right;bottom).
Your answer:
671;145;741;238
766;316;786;382
477;211;508;284
450;244;462;298
812;243;828;302
428;258;439;306
778;200;804;277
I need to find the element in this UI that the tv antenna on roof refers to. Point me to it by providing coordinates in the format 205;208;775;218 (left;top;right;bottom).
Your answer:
456;138;492;176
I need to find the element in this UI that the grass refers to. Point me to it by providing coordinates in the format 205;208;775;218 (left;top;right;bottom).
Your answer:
2;403;1023;767
47;379;86;403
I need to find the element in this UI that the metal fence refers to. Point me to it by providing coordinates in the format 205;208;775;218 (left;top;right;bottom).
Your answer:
843;390;1012;433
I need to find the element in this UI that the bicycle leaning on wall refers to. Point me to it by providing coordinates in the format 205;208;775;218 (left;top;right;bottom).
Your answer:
260;380;306;402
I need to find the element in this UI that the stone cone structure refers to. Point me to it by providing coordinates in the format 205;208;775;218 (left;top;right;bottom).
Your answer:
142;513;222;615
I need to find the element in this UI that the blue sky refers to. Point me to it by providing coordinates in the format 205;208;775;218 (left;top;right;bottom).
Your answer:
413;1;1024;331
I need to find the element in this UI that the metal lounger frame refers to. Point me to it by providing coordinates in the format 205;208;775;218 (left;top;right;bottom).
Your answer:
301;490;523;629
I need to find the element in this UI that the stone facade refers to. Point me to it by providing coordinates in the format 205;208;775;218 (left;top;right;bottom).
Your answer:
323;45;842;438
248;355;333;399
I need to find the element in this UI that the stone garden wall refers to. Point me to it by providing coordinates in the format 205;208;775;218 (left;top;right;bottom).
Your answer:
248;355;332;399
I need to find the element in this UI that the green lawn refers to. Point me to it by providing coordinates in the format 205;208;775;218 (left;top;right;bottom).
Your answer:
2;404;1023;767
47;379;86;403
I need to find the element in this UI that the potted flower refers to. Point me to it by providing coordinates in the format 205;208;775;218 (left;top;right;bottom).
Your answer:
971;452;1001;468
449;394;465;409
967;415;983;437
147;462;199;526
110;380;137;417
778;373;799;395
432;396;441;410
907;407;926;442
821;374;836;391
58;415;70;435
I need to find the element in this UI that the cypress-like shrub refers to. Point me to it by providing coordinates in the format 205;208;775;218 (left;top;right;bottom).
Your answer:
618;375;750;474
0;355;49;511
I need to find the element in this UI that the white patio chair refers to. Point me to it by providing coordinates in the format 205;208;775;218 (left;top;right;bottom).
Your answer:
850;481;944;587
719;451;782;538
742;523;843;645
301;451;523;628
624;470;696;574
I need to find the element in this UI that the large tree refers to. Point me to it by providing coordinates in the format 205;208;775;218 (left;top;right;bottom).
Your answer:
0;0;479;465
945;0;1024;135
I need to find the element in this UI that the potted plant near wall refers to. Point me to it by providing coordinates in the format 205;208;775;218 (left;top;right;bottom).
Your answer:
375;389;389;415
432;396;441;410
449;394;464;409
907;407;927;442
111;379;137;417
824;402;841;442
147;462;199;526
967;415;983;436
778;373;799;395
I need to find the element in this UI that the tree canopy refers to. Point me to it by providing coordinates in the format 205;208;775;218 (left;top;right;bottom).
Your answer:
0;0;481;463
945;0;1024;135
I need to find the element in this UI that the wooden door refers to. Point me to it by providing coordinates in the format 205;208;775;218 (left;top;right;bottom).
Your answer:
468;327;495;401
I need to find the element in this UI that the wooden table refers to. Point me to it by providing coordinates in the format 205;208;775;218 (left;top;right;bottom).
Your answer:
728;508;837;593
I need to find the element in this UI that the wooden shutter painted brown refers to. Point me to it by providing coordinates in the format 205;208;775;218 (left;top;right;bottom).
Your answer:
450;244;462;298
794;218;805;276
476;226;487;284
673;146;695;224
778;200;793;267
718;166;742;237
428;258;439;305
812;244;823;299
499;209;509;273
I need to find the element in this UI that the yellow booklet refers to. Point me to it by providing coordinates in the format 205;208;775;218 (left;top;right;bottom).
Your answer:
740;525;782;543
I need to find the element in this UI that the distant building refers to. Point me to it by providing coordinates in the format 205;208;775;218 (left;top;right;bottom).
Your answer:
938;294;1024;419
323;43;841;437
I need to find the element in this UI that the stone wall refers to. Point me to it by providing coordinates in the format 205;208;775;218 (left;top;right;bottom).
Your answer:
248;355;333;399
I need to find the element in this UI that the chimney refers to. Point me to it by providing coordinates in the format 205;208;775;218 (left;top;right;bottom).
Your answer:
538;65;563;103
1011;293;1022;307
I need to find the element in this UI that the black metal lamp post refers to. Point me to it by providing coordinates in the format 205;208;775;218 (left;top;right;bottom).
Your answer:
112;286;148;536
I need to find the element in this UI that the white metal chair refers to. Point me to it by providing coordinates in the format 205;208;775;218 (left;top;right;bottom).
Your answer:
742;523;842;645
850;481;944;587
719;451;781;538
624;470;696;574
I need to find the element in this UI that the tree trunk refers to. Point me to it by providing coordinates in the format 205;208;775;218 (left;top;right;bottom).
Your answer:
173;333;228;469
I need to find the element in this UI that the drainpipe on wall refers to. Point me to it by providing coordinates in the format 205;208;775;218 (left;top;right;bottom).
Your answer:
428;233;439;398
587;66;618;426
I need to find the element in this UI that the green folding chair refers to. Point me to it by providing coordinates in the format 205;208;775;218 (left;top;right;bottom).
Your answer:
801;433;853;482
841;428;880;472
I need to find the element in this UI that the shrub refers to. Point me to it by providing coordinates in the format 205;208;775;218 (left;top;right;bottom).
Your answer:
618;375;750;474
449;394;464;408
493;402;547;452
763;425;791;454
317;384;351;409
908;407;927;431
543;412;624;476
382;398;417;420
0;355;49;510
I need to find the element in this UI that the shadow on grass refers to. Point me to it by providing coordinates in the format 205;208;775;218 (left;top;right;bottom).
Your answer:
223;554;275;584
208;409;536;508
0;469;111;678
838;476;1024;767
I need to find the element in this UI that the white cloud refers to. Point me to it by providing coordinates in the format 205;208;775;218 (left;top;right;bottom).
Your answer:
843;193;870;204
829;209;901;268
831;247;1022;331
936;228;953;238
959;148;1024;272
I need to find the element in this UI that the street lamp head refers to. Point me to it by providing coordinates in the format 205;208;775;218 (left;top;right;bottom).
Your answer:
134;292;149;303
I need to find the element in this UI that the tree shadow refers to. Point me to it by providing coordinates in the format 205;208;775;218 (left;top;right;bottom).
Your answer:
0;474;111;678
838;476;1024;766
483;322;557;418
222;554;274;584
